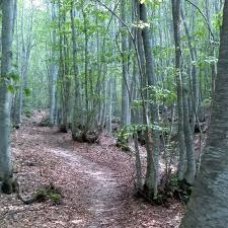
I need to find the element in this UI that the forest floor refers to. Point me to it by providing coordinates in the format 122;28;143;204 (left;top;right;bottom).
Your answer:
0;112;184;228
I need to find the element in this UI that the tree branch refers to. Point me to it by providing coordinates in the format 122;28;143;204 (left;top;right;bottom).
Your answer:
92;0;135;40
185;0;215;41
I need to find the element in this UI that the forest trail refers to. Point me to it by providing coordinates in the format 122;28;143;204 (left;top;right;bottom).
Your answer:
0;114;183;227
47;136;131;227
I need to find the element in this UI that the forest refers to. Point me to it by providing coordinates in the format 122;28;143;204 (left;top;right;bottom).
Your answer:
0;0;227;227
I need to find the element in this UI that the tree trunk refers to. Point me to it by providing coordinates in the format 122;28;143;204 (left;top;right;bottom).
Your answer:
49;2;58;126
181;2;228;226
181;8;199;129
120;0;131;127
171;0;187;181
57;1;70;132
138;2;159;200
183;85;196;185
0;0;15;194
70;2;83;140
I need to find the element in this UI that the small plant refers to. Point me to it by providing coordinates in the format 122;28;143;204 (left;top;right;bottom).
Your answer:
35;188;48;202
35;184;62;205
116;124;150;149
48;192;62;204
116;126;133;151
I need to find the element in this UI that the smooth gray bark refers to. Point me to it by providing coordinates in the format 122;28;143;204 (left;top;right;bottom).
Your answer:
16;4;33;125
57;1;71;132
0;0;14;193
181;1;228;226
120;0;131;127
171;0;187;181
181;8;199;128
70;3;83;140
82;9;89;118
138;2;159;199
49;3;58;126
107;78;113;134
183;86;196;184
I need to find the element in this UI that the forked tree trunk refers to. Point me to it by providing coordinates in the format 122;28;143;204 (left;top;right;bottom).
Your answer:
172;0;196;185
138;1;159;200
181;2;228;226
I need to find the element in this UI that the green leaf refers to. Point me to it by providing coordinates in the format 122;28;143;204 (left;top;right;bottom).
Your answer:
7;85;15;94
10;72;20;82
24;88;32;96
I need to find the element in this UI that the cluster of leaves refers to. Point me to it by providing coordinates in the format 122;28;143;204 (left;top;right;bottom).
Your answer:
0;71;19;92
116;125;133;151
0;71;31;96
116;123;167;150
147;85;177;106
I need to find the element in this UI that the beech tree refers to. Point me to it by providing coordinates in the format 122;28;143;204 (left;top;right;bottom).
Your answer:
49;1;58;126
172;0;196;186
137;1;160;200
0;0;16;194
181;1;228;226
120;0;131;127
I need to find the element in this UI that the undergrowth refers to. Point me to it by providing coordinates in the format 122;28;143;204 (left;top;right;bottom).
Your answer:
136;172;193;207
35;183;62;205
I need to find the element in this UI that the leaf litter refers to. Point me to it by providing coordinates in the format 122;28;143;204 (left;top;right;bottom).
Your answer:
0;114;184;227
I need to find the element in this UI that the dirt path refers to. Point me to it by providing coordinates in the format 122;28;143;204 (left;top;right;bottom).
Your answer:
49;146;130;227
0;119;183;227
